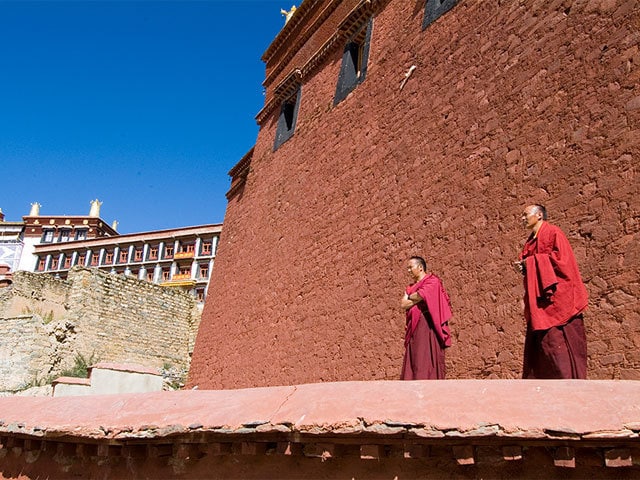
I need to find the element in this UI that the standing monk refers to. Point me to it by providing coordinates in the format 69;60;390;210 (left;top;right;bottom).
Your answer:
400;256;452;380
516;205;589;379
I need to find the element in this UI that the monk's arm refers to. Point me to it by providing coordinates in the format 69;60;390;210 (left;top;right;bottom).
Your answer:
401;291;423;310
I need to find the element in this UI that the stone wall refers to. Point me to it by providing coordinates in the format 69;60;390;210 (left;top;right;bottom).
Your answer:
190;0;640;389
0;267;198;391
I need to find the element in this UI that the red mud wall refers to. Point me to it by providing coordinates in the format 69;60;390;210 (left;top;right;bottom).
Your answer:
190;0;640;389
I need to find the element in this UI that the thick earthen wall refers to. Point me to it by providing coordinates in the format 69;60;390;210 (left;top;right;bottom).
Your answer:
0;268;198;391
0;314;51;390
190;0;639;389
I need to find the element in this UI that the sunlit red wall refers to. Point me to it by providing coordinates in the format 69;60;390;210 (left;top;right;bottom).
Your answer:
190;0;640;389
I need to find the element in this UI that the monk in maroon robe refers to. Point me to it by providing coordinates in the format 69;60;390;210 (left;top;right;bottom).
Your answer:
400;256;452;380
516;205;589;379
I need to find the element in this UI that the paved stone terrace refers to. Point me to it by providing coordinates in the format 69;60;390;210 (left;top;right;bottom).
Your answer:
0;380;639;478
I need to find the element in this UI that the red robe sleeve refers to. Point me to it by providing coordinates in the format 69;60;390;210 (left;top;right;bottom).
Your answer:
521;223;588;330
407;274;452;347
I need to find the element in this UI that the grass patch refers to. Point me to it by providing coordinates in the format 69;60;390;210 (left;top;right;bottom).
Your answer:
58;352;100;378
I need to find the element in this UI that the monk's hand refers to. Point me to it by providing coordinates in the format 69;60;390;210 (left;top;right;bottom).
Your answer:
401;292;412;309
513;260;524;275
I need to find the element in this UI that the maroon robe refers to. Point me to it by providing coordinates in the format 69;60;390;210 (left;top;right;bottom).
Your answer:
520;222;588;379
401;274;452;380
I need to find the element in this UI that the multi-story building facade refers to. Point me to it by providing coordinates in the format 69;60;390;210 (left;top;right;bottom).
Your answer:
0;201;221;303
32;224;220;303
18;200;118;272
0;208;25;274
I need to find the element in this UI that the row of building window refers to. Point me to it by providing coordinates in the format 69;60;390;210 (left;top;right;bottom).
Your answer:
38;254;210;279
41;230;214;258
272;0;458;151
42;229;88;243
36;240;213;269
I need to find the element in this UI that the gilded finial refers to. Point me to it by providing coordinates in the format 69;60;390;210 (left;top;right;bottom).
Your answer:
29;202;41;216
89;199;103;217
280;5;297;24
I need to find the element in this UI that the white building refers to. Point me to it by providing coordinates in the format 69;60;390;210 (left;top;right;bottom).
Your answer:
0;202;221;303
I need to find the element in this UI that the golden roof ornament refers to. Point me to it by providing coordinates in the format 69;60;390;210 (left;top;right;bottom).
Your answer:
280;5;297;24
89;199;102;217
29;202;41;216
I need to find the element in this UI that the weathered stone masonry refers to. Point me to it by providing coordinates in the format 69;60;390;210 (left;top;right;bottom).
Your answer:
0;267;199;391
190;0;640;389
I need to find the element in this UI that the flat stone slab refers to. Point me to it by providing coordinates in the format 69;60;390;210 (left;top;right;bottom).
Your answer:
0;380;638;441
88;362;161;376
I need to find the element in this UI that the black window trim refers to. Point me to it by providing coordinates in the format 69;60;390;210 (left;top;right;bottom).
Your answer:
273;85;302;151
423;0;459;30
334;17;373;106
41;229;55;243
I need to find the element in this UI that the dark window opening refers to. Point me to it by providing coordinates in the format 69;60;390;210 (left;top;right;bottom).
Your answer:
282;102;295;130
201;241;212;255
196;288;206;302
273;86;302;151
75;229;88;240
199;264;209;278
423;0;458;30
334;18;373;106
178;242;195;254
42;230;54;243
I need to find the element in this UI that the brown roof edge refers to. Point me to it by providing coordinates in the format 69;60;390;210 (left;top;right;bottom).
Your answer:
256;0;390;125
260;0;320;63
226;147;255;200
228;147;255;177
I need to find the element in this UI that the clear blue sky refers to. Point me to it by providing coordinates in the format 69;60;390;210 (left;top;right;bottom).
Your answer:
0;0;289;233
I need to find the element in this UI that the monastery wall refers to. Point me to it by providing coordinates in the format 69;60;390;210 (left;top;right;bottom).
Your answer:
190;0;639;389
0;268;199;391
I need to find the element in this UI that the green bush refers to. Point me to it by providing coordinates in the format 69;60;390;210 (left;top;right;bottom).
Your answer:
59;352;100;378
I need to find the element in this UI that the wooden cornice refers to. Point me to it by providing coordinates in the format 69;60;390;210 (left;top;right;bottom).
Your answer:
262;0;342;88
226;147;255;200
256;0;390;126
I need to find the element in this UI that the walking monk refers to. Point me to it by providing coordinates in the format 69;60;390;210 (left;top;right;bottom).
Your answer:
400;256;452;380
516;205;589;379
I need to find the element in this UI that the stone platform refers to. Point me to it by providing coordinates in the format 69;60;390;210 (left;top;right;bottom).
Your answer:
1;380;639;479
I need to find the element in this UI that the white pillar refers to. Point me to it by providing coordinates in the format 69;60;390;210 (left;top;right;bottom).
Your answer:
212;236;219;255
